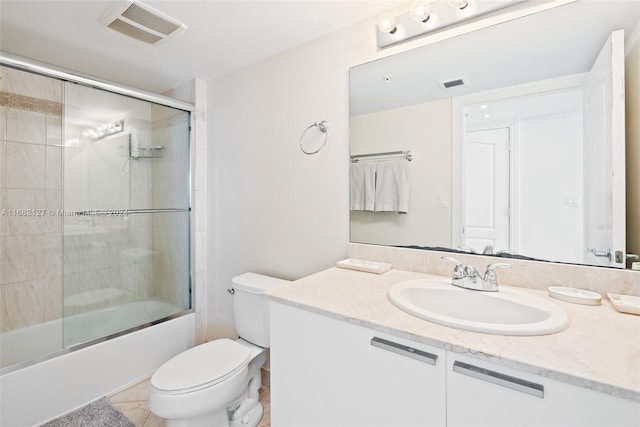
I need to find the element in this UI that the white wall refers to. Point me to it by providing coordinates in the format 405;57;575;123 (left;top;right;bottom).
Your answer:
207;20;375;338
350;100;452;247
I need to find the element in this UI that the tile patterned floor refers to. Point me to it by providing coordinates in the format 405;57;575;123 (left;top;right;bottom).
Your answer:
108;379;271;427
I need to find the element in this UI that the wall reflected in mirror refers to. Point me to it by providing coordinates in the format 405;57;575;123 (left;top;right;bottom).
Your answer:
349;1;640;269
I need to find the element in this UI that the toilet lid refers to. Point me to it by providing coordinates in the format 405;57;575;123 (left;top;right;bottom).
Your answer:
151;339;251;393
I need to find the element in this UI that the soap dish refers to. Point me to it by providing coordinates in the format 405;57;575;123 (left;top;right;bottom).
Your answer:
548;286;601;305
336;258;392;274
607;293;640;315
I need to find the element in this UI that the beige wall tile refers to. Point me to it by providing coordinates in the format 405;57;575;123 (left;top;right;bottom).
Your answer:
45;145;62;189
6;141;46;189
0;279;45;330
6;108;46;145
45;232;62;278
0;140;5;189
2;189;46;235
0;106;6;140
46;114;62;146
2;233;45;284
41;276;62;321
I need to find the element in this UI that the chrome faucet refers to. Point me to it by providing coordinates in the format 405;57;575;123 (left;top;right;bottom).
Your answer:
442;257;510;292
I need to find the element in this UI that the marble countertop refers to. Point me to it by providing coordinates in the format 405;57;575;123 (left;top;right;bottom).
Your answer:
266;267;640;402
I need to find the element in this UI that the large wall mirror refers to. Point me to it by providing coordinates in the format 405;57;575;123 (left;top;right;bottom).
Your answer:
349;0;640;269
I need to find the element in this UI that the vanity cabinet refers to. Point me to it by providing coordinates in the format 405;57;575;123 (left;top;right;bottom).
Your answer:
446;354;640;427
270;302;447;426
270;302;640;427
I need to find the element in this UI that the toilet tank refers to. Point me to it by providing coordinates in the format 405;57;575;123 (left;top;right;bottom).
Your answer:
232;272;290;347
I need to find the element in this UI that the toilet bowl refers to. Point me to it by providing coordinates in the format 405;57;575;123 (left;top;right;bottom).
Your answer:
148;273;289;427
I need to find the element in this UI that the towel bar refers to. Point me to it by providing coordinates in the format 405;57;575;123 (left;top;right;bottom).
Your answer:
350;150;413;163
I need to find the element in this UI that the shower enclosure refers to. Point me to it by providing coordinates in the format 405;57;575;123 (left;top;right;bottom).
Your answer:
0;62;192;372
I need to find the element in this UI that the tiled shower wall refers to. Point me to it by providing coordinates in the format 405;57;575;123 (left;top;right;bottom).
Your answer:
61;83;158;316
0;65;197;336
0;65;63;332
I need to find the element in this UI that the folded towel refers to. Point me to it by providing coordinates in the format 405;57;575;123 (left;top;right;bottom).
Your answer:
374;159;409;213
350;161;376;211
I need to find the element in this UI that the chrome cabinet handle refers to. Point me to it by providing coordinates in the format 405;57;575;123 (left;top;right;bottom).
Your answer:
452;361;544;398
370;337;438;366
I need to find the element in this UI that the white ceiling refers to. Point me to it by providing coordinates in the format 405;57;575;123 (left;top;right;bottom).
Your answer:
0;0;406;93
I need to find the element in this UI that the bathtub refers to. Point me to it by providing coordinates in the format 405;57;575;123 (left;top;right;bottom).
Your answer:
1;299;184;368
0;300;194;426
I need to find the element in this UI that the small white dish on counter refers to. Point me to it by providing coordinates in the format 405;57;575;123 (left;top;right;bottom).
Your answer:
548;286;601;306
607;293;640;315
336;258;392;274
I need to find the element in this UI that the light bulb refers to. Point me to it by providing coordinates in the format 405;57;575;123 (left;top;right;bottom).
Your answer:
377;13;397;34
389;24;407;41
410;0;431;23
448;0;469;9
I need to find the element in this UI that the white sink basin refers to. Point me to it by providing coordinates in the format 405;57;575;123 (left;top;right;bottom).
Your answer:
388;278;569;336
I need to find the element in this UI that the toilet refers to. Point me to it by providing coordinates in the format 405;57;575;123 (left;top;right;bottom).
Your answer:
148;272;289;427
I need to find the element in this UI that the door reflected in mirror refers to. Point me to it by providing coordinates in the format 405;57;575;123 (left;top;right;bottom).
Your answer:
349;1;640;269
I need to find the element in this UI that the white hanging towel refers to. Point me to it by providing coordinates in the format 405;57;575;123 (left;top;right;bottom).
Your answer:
350;161;376;211
374;159;409;213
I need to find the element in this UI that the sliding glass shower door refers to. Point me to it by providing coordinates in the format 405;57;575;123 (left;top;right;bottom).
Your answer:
63;82;191;347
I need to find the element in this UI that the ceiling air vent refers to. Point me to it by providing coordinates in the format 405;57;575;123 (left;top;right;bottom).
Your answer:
99;1;187;45
441;76;468;89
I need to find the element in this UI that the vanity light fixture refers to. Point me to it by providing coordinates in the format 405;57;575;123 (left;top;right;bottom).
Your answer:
376;0;527;49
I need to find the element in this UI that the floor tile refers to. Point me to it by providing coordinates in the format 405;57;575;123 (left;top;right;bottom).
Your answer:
108;379;271;427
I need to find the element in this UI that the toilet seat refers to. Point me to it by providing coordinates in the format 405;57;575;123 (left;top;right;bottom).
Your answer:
151;339;251;395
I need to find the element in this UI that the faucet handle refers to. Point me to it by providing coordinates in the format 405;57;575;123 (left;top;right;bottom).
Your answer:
441;256;464;279
484;262;510;286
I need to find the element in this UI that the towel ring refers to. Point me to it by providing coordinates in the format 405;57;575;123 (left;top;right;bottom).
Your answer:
300;120;329;155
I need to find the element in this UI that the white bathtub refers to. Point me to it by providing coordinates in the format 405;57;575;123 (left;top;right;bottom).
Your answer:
0;300;194;426
1;299;183;369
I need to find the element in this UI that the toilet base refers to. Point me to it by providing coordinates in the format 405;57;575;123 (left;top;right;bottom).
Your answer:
230;402;263;427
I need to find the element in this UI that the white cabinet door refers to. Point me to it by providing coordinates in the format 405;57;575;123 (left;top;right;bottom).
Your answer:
447;353;640;427
270;302;446;426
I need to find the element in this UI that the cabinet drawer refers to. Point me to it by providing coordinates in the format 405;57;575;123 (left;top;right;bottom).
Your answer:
271;302;447;426
447;353;640;427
